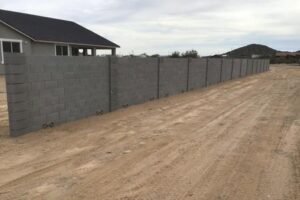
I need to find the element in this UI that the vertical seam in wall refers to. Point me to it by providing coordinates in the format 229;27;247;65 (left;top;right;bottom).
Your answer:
0;39;4;64
239;59;243;77
186;58;190;91
230;59;234;79
220;59;223;82
205;58;209;86
246;59;249;75
157;57;160;99
108;57;112;112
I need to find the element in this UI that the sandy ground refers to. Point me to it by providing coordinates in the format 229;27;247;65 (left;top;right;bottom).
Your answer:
0;76;8;137
0;64;299;200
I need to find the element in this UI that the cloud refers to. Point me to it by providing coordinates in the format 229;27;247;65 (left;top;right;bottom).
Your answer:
1;0;299;55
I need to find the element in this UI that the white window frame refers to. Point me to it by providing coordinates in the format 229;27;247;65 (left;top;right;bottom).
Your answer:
54;44;70;56
0;38;23;64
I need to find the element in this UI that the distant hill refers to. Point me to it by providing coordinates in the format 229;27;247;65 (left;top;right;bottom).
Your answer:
225;44;277;58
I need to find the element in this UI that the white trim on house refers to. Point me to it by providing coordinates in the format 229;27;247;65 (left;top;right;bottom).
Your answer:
68;44;71;56
0;38;23;64
0;20;119;49
45;40;117;49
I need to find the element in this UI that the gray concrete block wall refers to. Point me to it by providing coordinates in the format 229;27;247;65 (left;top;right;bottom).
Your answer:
258;60;263;73
257;60;261;73
265;59;269;71
4;54;110;136
188;58;207;90
3;54;30;136
232;59;241;79
255;59;259;73
27;56;110;128
221;59;233;82
0;64;4;75
264;59;268;72
4;54;270;136
207;58;222;85
159;58;188;97
253;59;259;74
246;59;254;75
110;57;158;110
240;59;247;77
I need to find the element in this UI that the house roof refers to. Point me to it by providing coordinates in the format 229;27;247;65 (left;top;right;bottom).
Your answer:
276;52;300;57
0;9;120;48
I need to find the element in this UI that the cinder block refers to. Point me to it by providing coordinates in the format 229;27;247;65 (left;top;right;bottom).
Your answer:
28;73;41;81
5;74;28;84
10;128;32;137
51;72;63;80
6;83;28;94
232;59;241;79
7;92;28;103
221;59;233;82
31;115;46;128
43;96;60;106
8;111;30;121
246;59;253;75
111;57;158;110
30;82;43;91
241;59;247;76
39;73;52;81
4;64;27;74
9;118;29;130
188;58;207;90
43;64;59;72
46;112;59;123
159;58;188;98
44;80;58;89
59;110;70;122
29;64;43;73
40;104;60;115
207;58;222;85
4;53;26;65
8;101;29;113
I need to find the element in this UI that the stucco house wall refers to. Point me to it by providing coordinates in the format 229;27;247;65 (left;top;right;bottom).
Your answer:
0;22;32;56
0;22;31;74
31;42;56;56
0;22;58;74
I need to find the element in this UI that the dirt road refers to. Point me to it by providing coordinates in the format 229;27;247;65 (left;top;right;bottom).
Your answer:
0;64;299;200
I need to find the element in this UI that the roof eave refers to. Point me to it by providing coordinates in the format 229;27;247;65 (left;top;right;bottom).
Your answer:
35;39;120;49
0;20;120;49
0;20;35;41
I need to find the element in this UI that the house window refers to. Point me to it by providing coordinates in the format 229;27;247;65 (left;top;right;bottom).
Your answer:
2;41;21;53
87;49;92;56
56;45;68;56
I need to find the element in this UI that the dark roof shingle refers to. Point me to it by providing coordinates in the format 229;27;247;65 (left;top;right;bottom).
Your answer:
0;9;119;48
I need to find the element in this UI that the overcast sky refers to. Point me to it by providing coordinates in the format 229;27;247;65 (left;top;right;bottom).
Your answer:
1;0;299;56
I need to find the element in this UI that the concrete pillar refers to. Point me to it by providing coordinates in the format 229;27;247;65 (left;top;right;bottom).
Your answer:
112;48;116;56
92;48;96;56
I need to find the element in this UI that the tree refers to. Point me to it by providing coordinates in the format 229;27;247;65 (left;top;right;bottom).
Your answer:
181;50;199;58
151;54;160;58
170;51;181;58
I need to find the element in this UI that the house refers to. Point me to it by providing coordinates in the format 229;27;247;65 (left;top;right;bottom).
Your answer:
0;9;120;70
276;52;300;58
